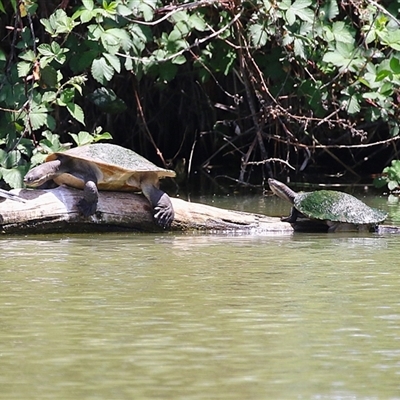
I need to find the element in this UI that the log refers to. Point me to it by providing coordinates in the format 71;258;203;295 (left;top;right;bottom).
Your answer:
0;186;292;234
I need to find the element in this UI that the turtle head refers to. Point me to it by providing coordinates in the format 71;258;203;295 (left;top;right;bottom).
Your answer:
24;166;51;187
24;160;62;187
268;178;297;204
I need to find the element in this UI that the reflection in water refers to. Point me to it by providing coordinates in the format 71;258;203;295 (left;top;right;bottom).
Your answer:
0;194;400;399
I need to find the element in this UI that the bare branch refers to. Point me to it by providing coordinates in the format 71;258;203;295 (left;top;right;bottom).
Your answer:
267;132;400;149
246;158;296;170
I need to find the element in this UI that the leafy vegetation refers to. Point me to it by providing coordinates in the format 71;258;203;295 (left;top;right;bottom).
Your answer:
1;0;400;190
374;159;400;192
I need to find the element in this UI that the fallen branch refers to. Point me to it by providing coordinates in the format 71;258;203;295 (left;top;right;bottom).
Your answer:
0;186;291;234
1;186;397;235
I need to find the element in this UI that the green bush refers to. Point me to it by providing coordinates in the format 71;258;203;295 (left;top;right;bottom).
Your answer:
1;0;400;188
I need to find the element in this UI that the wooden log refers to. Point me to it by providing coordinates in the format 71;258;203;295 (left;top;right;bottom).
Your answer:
0;186;292;234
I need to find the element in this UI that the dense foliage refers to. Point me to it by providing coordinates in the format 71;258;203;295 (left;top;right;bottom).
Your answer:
1;0;400;190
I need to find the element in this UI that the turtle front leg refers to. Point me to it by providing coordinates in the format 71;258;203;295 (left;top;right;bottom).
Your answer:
141;183;174;229
77;180;99;216
281;207;299;223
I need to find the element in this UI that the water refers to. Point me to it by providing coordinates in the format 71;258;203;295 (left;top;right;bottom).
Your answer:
1;194;400;399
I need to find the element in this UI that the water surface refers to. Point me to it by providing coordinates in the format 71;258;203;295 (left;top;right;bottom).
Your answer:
1;194;400;399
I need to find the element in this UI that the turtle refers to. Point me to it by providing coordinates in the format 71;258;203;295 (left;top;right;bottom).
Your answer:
24;143;176;228
268;178;387;232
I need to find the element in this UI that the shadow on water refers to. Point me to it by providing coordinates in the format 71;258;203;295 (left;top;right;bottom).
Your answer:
1;193;400;399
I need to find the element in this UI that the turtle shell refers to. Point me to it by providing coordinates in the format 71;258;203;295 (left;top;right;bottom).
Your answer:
46;143;175;191
294;190;387;225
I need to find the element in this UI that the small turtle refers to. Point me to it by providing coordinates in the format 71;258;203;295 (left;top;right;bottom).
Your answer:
24;144;176;228
268;178;387;232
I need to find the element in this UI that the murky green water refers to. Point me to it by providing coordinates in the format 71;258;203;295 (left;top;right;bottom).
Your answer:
1;194;400;399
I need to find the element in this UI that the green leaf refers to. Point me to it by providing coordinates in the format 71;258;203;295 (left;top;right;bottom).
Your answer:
388;180;399;191
1;166;27;189
87;87;127;113
283;0;314;25
28;105;49;130
379;30;400;51
70;49;98;73
69;129;112;146
101;30;120;54
249;23;269;47
40;9;77;37
37;43;53;57
293;37;306;59
168;27;183;42
29;152;48;167
17;61;31;77
69;131;94;146
58;88;75;106
117;4;132;17
320;0;339;20
41;91;57;103
93;132;113;142
286;8;296;26
87;23;103;40
82;0;94;10
66;103;85;125
171;55;186;65
341;92;360;115
40;65;58;87
292;0;312;9
40;131;65;153
375;69;392;82
331;21;354;44
80;9;95;23
102;0;118;14
373;176;388;189
389;122;400;137
38;41;68;66
19;50;36;62
108;28;134;52
91;57;114;84
189;14;207;32
140;3;154;22
322;43;362;72
40;18;55;35
0;149;6;168
103;53;121;73
292;0;314;22
170;10;189;23
205;41;236;76
129;24;151;55
0;149;20;168
390;57;400;74
159;61;178;82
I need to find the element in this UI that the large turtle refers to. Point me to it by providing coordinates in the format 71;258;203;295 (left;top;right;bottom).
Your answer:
268;178;387;232
24;143;176;228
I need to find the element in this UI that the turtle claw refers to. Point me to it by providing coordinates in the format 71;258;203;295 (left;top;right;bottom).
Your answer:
142;186;174;229
153;206;174;229
77;198;97;217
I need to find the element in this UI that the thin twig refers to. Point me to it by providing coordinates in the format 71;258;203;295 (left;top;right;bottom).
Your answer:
132;82;166;166
364;0;400;26
267;132;400;149
246;158;296;170
116;10;243;64
125;0;220;26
